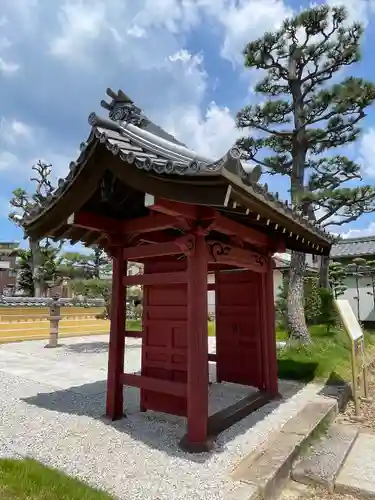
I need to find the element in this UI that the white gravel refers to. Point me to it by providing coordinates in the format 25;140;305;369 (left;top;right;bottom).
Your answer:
0;335;324;500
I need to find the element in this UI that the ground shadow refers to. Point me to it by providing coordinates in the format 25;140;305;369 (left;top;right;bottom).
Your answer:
22;377;303;464
65;342;109;354
319;371;352;411
64;341;140;354
277;359;319;383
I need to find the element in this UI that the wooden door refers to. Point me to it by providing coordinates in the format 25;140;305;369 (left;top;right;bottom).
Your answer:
140;259;188;416
215;269;264;389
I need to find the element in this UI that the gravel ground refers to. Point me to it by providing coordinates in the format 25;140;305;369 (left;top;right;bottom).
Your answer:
0;335;325;500
280;481;361;500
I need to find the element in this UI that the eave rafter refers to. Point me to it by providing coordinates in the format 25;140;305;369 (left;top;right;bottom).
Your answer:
222;184;330;256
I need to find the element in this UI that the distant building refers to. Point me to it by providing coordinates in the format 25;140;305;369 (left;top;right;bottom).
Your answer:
0;242;19;294
330;236;375;325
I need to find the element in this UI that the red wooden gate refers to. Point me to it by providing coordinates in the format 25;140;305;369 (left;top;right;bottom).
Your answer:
140;258;188;416
215;269;264;389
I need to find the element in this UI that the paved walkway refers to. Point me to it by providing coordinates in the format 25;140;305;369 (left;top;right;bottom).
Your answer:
0;335;324;500
335;431;375;498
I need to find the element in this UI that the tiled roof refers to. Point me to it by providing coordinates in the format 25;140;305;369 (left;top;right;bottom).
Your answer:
22;88;333;254
331;236;375;259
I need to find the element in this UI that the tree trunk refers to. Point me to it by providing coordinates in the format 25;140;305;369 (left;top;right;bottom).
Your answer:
287;251;312;344
29;238;43;297
319;255;330;288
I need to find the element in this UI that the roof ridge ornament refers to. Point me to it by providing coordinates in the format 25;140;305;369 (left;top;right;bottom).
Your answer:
100;88;149;128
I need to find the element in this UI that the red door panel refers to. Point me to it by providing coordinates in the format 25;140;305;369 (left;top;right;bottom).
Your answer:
216;270;264;389
140;259;188;416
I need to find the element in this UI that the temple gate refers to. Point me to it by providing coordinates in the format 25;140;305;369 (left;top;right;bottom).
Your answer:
23;88;332;451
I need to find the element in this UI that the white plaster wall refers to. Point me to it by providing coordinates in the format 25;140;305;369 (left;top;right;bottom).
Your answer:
339;275;375;323
207;273;215;316
273;269;284;301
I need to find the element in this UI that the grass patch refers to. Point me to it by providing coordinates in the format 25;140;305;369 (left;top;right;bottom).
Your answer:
126;319;216;336
0;458;114;500
126;319;142;331
277;324;375;383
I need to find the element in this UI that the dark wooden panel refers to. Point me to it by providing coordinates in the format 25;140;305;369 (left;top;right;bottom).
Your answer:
140;258;188;416
216;269;264;389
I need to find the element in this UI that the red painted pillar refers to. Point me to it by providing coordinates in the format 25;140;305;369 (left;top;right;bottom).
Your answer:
214;270;222;384
106;248;126;419
264;258;279;396
184;230;210;452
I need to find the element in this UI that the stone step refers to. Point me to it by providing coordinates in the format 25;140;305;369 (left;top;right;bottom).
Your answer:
336;432;375;499
231;397;338;500
291;424;359;492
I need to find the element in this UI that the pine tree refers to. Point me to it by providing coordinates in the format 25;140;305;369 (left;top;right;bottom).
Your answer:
236;5;375;343
9;161;62;296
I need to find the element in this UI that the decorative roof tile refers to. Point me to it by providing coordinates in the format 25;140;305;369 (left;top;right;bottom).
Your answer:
331;236;375;259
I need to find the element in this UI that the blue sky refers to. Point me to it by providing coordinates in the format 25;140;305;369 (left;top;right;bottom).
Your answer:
1;0;375;252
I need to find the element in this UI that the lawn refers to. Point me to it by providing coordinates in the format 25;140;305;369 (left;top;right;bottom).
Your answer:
276;324;375;383
126;318;375;384
0;458;114;500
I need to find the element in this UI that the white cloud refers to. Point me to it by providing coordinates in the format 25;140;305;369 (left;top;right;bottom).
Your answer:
359;128;375;178
211;0;293;65
0;57;19;75
341;222;375;239
0;151;17;171
327;0;375;26
0;118;33;145
49;1;107;63
162;102;240;158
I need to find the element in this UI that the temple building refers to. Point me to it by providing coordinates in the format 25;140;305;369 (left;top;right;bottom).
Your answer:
23;88;332;451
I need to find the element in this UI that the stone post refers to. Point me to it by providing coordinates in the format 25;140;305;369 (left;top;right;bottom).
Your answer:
45;296;62;348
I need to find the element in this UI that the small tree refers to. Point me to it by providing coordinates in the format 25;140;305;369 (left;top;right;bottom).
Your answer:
14;249;34;296
318;287;337;335
9;161;62;296
328;261;348;299
58;248;111;280
365;259;375;312
12;246;60;297
236;5;375;343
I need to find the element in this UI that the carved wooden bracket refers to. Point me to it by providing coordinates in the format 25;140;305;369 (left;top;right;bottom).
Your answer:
206;240;269;272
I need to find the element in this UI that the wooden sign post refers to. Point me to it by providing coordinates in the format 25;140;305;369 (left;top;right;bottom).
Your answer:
334;299;370;417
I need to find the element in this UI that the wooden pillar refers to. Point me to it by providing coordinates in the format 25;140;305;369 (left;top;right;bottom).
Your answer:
183;230;211;452
264;258;279;396
214;270;222;383
106;247;126;419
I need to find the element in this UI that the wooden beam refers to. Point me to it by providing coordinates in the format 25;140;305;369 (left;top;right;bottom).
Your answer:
121;373;187;397
122;213;178;235
145;195;198;219
212;212;269;249
207;240;268;273
125;330;143;338
122;236;192;261
123;271;189;286
68;212;118;233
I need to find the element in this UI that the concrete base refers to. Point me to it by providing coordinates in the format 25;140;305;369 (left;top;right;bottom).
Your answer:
292;424;358;492
336;433;375;499
231;397;338;499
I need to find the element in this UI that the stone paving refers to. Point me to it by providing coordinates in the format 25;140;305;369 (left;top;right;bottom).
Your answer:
0;335;325;500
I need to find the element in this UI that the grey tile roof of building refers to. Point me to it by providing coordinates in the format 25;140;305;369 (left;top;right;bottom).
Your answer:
331;236;375;259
